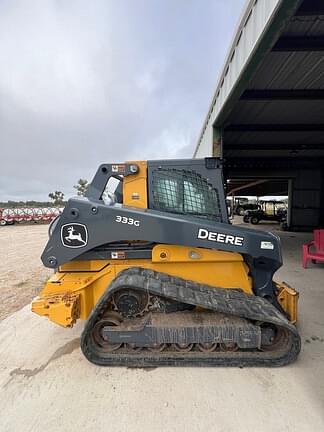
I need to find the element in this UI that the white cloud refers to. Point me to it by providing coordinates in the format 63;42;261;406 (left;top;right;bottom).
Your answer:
0;0;110;115
136;59;167;94
0;0;246;201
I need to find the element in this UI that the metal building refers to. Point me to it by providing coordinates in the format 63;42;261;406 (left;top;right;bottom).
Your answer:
194;0;324;231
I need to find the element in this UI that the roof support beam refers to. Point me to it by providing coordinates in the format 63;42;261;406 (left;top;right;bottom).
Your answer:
225;124;324;132
226;157;324;172
227;179;268;195
295;0;324;16
241;89;324;100
272;36;324;52
226;143;324;150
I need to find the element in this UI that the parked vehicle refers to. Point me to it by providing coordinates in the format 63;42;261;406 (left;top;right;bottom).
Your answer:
232;197;260;216
243;200;287;225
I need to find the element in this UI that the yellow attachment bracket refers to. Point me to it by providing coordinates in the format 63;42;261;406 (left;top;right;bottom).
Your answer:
123;160;148;209
276;282;299;323
32;293;80;327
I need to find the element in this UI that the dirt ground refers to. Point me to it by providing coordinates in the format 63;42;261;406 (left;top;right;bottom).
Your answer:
0;224;51;320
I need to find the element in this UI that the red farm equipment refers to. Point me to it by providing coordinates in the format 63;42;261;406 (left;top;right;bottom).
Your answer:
0;207;62;226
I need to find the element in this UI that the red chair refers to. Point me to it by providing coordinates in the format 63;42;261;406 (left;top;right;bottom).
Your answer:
302;229;324;268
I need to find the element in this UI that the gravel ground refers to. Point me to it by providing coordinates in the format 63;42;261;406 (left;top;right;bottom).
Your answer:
0;224;51;320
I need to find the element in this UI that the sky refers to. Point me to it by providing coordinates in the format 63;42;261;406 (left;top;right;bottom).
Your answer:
0;0;246;201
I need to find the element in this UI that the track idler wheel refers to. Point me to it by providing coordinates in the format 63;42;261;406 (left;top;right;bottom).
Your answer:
260;326;288;352
92;311;123;352
219;342;238;352
174;343;194;352
198;342;218;352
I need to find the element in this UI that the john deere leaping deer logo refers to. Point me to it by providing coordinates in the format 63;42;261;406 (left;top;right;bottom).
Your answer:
61;223;88;248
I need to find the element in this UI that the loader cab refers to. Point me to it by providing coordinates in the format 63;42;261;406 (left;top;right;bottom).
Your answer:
86;158;229;224
149;164;224;222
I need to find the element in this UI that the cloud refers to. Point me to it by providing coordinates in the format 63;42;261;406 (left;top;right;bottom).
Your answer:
0;0;246;201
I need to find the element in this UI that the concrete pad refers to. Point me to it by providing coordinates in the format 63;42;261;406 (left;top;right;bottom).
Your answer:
1;230;324;432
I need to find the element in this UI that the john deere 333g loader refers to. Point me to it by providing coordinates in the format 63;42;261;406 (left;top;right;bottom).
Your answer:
32;158;300;367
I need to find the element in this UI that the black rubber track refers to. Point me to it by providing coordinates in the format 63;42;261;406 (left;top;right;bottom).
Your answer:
81;267;301;367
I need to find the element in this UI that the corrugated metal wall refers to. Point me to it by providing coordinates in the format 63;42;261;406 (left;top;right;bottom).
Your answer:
289;169;323;229
195;0;282;157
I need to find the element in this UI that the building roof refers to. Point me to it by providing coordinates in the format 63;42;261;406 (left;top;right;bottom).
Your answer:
194;0;324;160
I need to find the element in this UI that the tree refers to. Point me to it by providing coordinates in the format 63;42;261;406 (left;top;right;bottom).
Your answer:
48;191;65;206
73;178;89;196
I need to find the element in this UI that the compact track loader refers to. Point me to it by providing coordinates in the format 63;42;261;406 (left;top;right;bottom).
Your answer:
32;158;300;367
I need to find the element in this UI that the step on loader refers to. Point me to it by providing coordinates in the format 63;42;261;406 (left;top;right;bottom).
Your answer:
32;158;300;367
